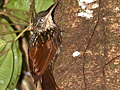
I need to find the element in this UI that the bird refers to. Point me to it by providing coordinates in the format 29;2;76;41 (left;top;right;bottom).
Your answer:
28;2;61;90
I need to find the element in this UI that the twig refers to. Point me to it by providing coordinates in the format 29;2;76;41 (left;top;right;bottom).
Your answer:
0;29;24;35
29;0;36;24
0;10;29;25
14;23;33;43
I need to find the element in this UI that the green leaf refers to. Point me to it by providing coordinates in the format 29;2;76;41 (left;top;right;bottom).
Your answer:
35;0;54;12
4;0;54;25
5;0;55;12
0;19;15;54
4;0;30;11
0;19;22;89
7;42;22;90
53;0;56;2
0;49;13;90
4;0;29;25
0;39;6;52
8;10;29;24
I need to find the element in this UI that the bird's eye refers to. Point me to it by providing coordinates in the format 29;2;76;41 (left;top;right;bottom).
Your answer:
40;18;44;22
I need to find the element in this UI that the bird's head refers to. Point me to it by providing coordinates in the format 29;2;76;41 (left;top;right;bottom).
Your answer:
33;2;58;32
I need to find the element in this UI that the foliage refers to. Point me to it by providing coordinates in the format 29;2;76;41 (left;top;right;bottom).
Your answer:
0;0;55;89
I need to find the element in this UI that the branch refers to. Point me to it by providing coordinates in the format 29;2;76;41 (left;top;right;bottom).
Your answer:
0;10;29;25
14;23;33;43
0;29;24;35
29;0;36;24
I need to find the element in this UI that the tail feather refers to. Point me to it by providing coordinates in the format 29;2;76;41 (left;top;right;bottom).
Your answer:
41;67;60;90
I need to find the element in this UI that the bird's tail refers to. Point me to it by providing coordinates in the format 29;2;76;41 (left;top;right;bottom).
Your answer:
40;67;61;90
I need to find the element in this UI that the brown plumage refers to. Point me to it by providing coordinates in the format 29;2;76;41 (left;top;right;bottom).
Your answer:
28;2;61;90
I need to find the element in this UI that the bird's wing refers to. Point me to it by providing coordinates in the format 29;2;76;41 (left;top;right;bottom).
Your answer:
28;29;61;83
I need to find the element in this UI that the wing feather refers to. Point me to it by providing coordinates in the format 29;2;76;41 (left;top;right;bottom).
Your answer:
28;30;61;78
